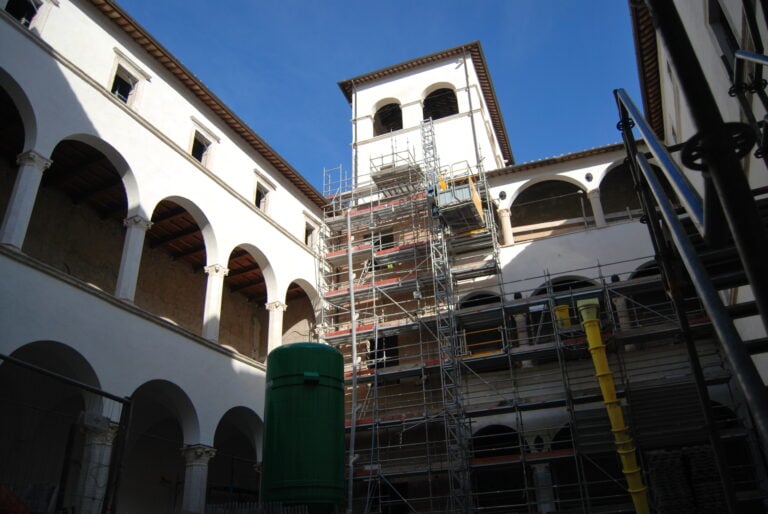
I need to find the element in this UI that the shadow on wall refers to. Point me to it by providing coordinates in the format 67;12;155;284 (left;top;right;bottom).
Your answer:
0;13;267;514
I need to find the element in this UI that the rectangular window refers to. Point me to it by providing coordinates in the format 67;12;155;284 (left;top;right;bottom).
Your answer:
111;66;137;104
5;0;39;27
255;184;269;211
191;131;210;164
370;335;399;369
708;0;740;78
304;223;316;246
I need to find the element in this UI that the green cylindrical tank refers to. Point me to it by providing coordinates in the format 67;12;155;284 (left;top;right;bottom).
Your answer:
261;342;345;513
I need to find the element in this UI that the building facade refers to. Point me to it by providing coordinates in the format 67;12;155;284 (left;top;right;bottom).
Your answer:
1;1;768;513
0;0;323;512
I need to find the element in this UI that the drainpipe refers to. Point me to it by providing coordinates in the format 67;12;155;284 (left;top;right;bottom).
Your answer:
576;298;649;514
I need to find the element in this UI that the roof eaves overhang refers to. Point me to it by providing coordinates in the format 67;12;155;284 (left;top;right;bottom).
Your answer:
87;0;327;209
629;0;665;140
486;142;627;177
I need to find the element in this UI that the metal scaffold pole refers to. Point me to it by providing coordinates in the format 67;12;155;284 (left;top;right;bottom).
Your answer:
346;208;358;514
421;118;472;513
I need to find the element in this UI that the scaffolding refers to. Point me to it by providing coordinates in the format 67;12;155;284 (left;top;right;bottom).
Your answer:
318;129;767;512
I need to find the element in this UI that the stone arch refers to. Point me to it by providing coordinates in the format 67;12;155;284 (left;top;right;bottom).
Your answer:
630;260;660;280
472;424;523;457
0;66;37;151
372;98;403;136
228;242;277;301
599;161;680;208
459;290;499;308
0;341;106;509
60;133;141;217
471;424;529;509
207;406;262;503
128;379;200;444
135;196;216;335
599;161;641;218
219;243;277;360
146;194;218;263
3;339;101;394
422;81;458;102
510;177;594;237
508;174;587;206
0;75;28;231
117;379;199;513
422;84;459;120
531;275;598;297
23;137;131;292
282;279;319;344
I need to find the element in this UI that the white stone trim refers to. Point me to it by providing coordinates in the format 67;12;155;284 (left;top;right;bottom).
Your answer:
190;115;221;144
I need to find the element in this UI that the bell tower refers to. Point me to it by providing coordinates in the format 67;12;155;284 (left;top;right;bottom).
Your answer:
338;41;513;185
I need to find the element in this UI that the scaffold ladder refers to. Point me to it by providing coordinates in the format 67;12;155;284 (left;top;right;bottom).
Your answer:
421;118;472;513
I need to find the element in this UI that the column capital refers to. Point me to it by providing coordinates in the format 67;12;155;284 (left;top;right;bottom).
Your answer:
181;444;217;466
83;417;120;446
204;263;229;277
587;189;601;199
498;207;511;217
123;215;153;231
17;150;52;171
266;300;288;312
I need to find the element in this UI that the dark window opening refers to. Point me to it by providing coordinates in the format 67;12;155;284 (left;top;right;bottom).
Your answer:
370;335;399;368
373;103;403;136
191;132;209;163
423;88;458;121
111;67;136;104
304;223;315;246
5;0;39;27
368;231;394;250
370;232;394;270
709;0;740;78
255;184;268;210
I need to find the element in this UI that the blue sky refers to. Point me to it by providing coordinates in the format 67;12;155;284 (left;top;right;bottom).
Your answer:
115;1;642;193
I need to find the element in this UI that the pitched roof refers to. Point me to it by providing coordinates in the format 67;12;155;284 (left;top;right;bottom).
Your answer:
87;0;327;208
338;41;515;165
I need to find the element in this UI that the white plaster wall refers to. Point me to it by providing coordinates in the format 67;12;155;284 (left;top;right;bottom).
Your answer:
499;221;655;297
0;0;329;457
659;0;768;190
488;152;626;210
14;0;323;242
351;54;506;185
1;8;319;302
0;254;265;446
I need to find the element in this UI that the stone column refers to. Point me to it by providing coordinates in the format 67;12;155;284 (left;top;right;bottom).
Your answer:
588;190;606;227
203;264;229;342
612;295;635;351
532;462;556;513
76;419;119;514
612;295;632;332
514;313;533;368
180;444;216;514
115;215;152;301
0;150;52;249
266;300;288;353
498;208;514;245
